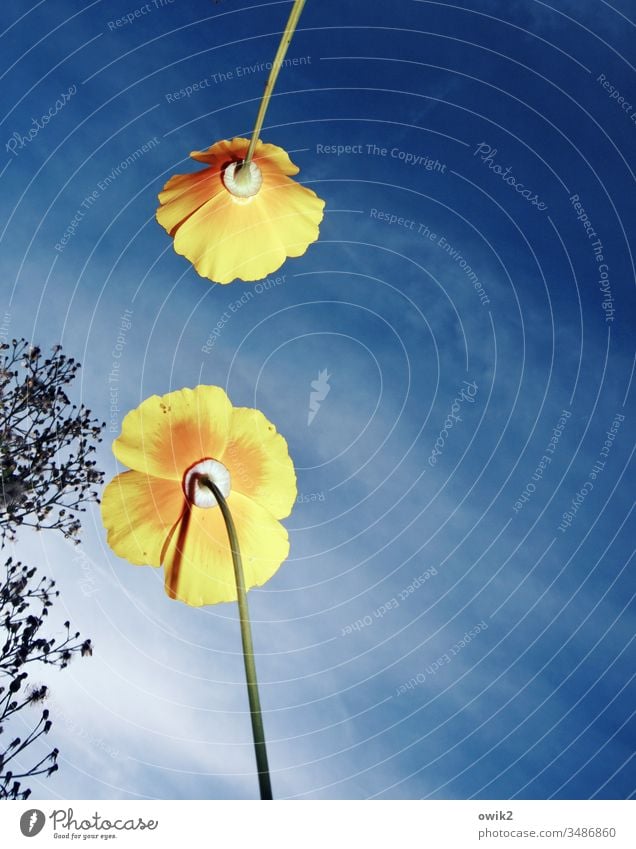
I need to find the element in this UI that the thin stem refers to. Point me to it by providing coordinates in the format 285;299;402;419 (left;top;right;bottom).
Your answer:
243;0;307;166
201;479;273;801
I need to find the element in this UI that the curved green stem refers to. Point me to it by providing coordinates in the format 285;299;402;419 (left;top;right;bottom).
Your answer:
201;479;273;801
243;0;307;166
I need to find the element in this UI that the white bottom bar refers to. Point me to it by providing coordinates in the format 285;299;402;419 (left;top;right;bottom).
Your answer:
1;800;634;848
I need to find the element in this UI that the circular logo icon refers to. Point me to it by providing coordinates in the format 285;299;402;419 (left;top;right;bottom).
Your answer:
20;809;46;837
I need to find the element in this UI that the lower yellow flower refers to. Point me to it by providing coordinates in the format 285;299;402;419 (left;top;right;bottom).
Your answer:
101;386;297;605
156;137;325;284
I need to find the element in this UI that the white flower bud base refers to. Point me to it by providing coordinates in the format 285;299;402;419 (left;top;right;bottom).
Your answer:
223;160;263;198
183;459;231;508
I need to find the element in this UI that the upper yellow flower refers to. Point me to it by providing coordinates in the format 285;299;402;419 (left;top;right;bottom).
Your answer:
156;137;325;284
101;385;297;606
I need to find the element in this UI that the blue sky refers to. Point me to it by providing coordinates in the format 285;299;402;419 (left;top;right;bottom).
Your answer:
1;0;635;800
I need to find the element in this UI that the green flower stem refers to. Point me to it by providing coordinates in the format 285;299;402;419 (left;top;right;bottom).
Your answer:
202;479;273;801
243;0;307;166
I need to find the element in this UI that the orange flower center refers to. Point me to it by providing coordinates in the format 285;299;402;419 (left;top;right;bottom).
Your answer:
183;458;231;508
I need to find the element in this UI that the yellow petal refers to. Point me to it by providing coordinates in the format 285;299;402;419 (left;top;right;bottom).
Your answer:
222;407;297;519
189;137;300;177
188;136;250;166
156;168;224;236
163;491;290;606
101;471;184;566
172;179;324;284
113;386;232;480
253;140;301;177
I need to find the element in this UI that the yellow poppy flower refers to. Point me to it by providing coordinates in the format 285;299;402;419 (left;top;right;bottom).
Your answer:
101;385;297;606
156;137;325;284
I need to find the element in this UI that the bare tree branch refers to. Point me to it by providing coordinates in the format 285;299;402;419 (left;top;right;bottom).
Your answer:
0;339;101;799
0;339;105;543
